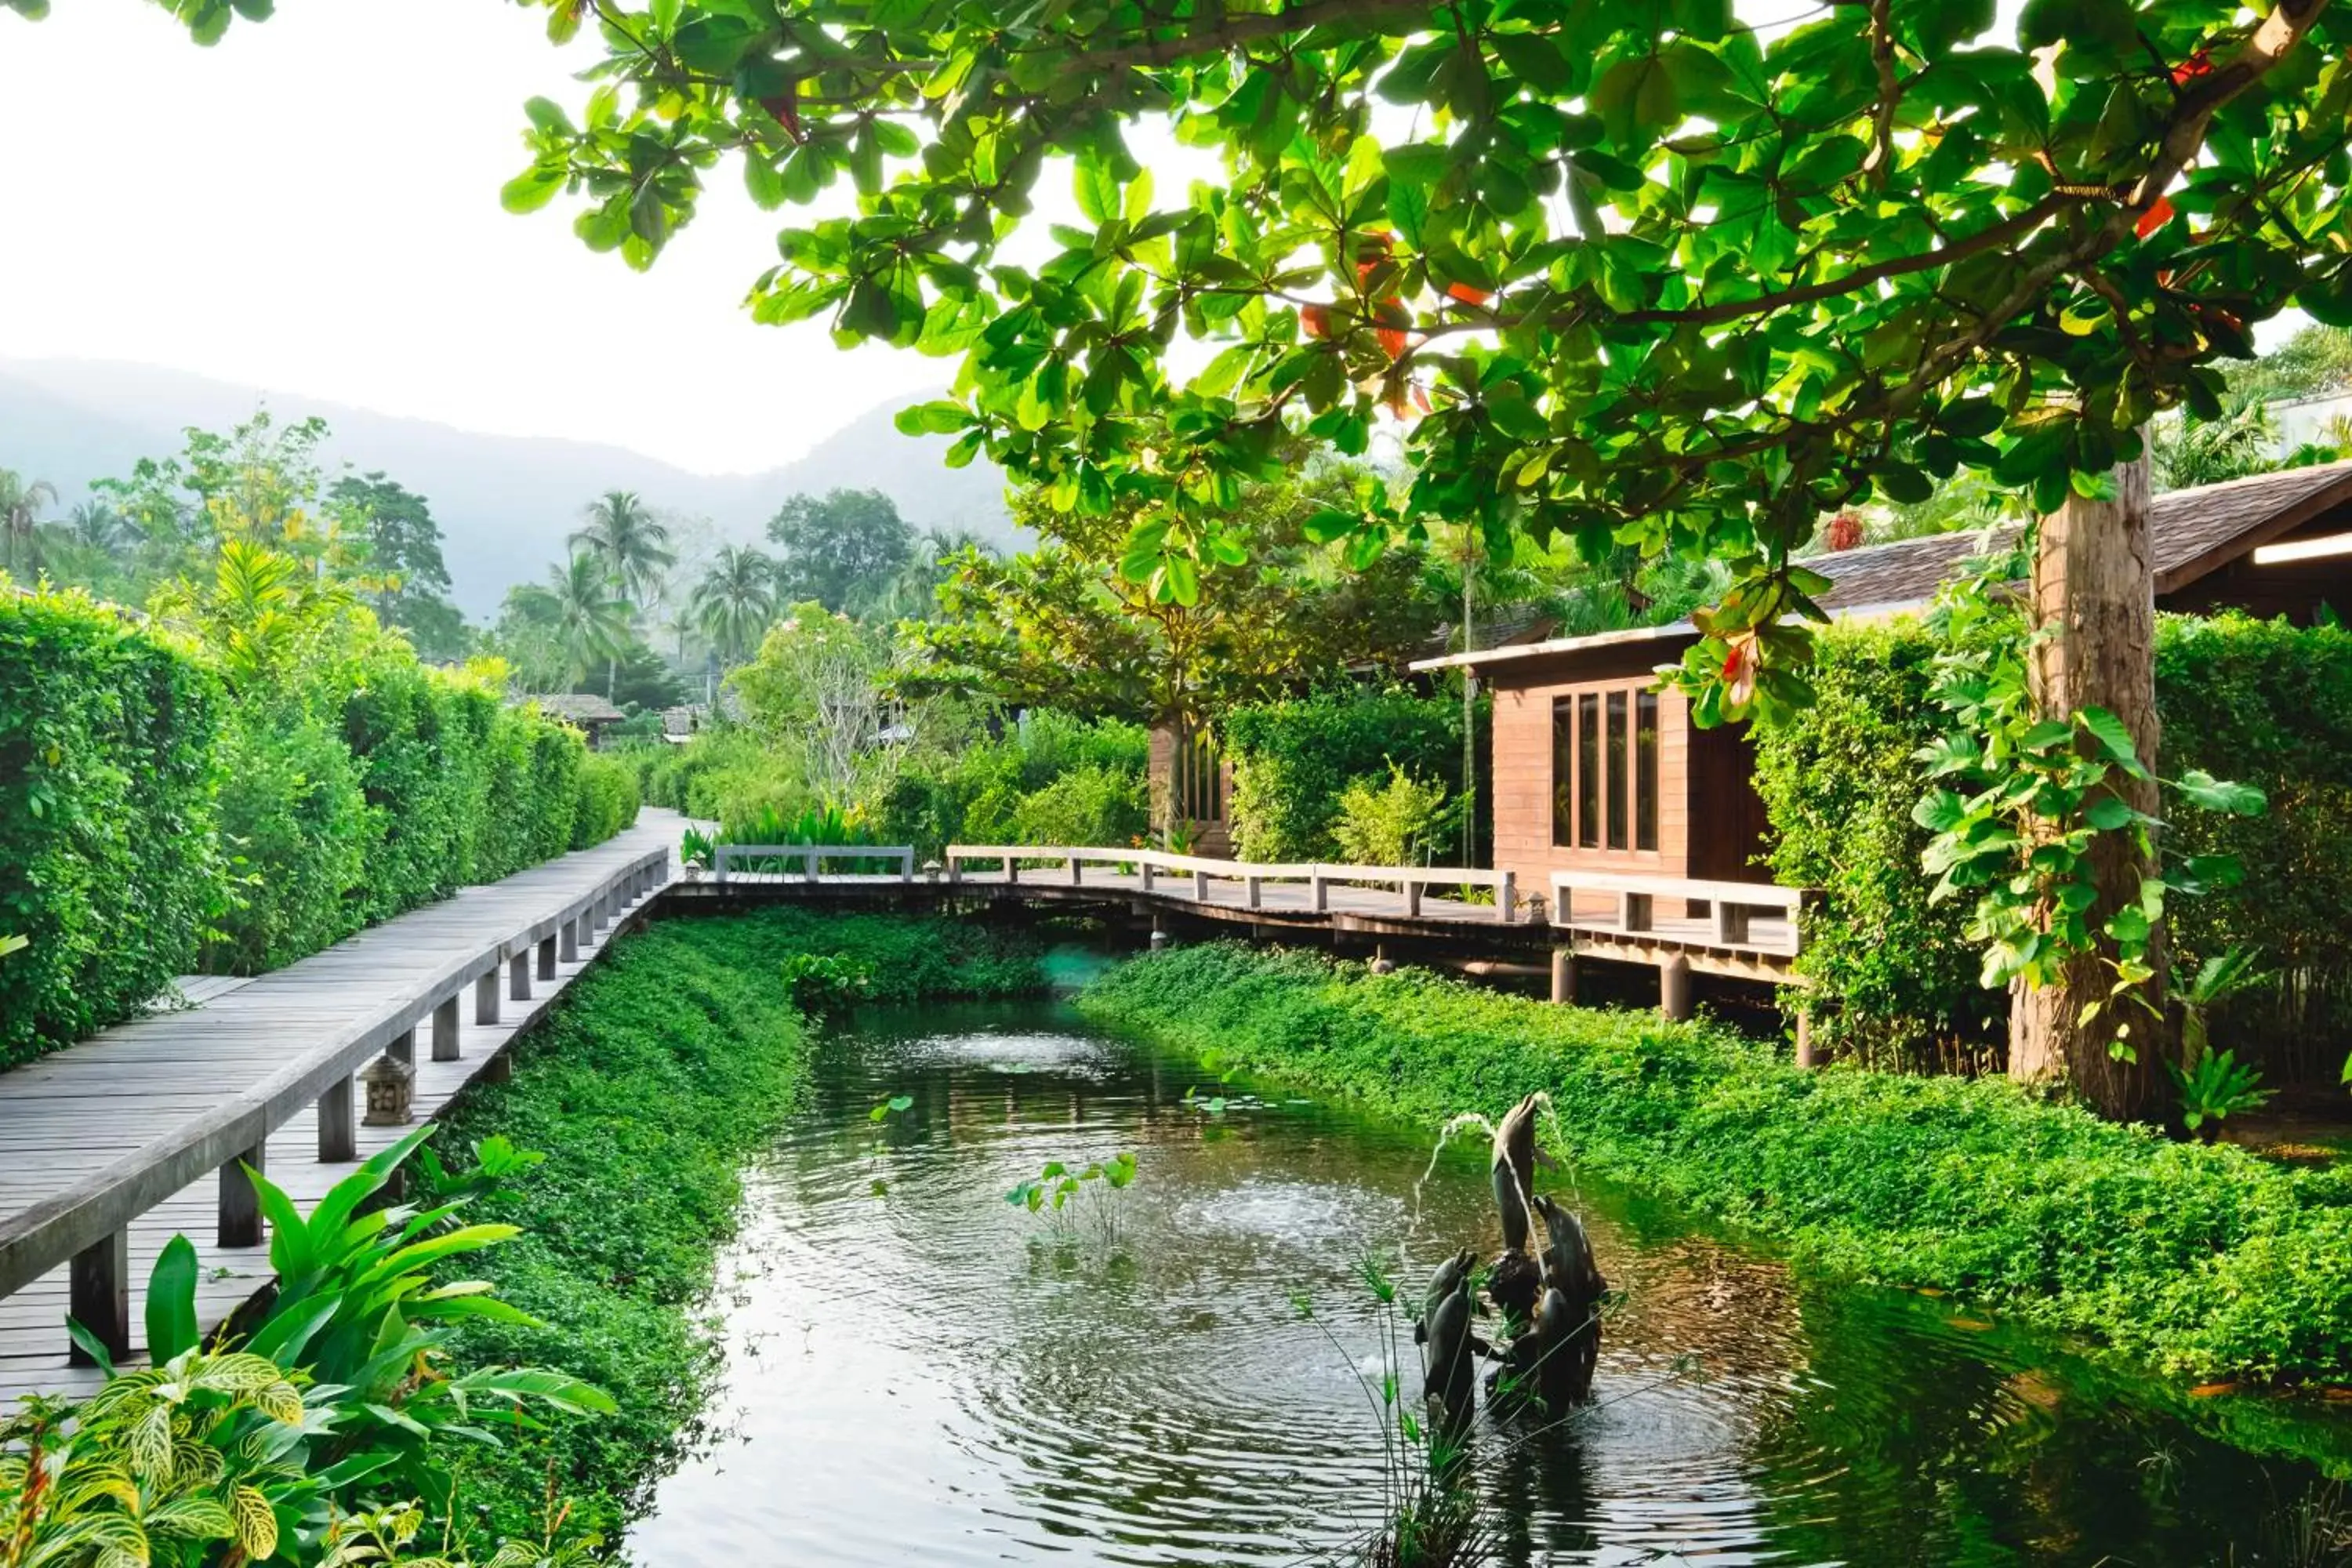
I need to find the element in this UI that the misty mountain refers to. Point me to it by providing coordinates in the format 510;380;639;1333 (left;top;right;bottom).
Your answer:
0;358;1015;617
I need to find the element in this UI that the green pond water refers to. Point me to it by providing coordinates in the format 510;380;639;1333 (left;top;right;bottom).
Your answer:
625;989;2351;1566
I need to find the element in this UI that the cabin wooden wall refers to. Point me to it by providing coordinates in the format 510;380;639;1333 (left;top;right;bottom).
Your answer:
1486;639;1704;917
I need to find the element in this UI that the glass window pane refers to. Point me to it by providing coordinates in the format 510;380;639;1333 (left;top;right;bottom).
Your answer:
1578;694;1600;846
1551;698;1575;848
1606;691;1628;850
1636;690;1659;852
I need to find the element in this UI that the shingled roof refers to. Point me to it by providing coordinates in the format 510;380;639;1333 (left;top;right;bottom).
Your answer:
524;692;626;724
1811;459;2352;612
1415;461;2352;674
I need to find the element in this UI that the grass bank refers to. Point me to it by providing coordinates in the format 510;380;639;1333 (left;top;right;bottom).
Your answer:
431;907;1045;1541
1078;942;2352;1391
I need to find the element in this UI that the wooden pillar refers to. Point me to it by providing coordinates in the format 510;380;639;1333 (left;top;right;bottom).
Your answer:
561;918;580;962
538;933;558;980
1659;955;1693;1022
1550;948;1577;1005
1247;875;1263;910
1497;871;1516;924
1405;880;1423;917
1139;861;1154;892
1069;857;1083;887
593;893;611;932
319;1075;356;1161
509;950;531;1002
219;1139;267;1247
1192;868;1209;900
67;1230;129;1365
431;995;462;1062
389;1026;415;1065
1795;1006;1817;1069
474;967;501;1027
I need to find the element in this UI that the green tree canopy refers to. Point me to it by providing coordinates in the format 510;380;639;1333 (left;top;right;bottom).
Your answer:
764;486;914;614
328;471;467;661
490;0;2348;722
689;542;779;664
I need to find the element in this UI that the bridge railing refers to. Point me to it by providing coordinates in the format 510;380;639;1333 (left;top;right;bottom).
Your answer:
711;844;916;884
0;841;673;1361
945;844;1519;923
1549;870;1806;956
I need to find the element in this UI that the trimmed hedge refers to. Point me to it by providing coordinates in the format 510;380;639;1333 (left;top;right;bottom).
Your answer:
1224;688;1482;862
1080;942;2352;1385
0;583;639;1066
1755;612;2352;1076
0;587;221;1069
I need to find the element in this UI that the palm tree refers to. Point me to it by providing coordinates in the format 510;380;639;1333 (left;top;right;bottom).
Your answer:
65;500;135;557
689;544;777;666
570;489;676;695
543;551;633;689
0;470;59;575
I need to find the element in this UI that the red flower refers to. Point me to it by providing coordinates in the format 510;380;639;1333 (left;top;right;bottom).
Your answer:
2171;49;2212;86
1722;633;1760;708
2135;196;2176;240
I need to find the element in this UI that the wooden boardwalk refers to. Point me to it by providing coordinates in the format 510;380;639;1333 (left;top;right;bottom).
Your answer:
0;811;681;1405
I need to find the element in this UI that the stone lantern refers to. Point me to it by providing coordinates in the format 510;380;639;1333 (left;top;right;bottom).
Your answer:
362;1051;415;1127
923;859;943;884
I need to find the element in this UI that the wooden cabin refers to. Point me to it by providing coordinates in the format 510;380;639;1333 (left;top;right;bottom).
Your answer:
1414;463;2352;909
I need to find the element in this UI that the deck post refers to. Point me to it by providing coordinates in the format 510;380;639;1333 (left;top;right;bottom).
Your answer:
389;1026;415;1065
1659;954;1693;1021
1007;856;1020;885
433;994;462;1062
1192;868;1210;901
561;917;580;963
319;1075;356;1161
509;950;532;1003
1550;948;1577;1005
803;848;818;885
474;967;501;1026
1405;880;1423;917
1795;1007;1817;1069
1311;871;1327;913
948;855;964;885
1497;871;1515;923
593;892;612;931
1070;856;1083;887
538;933;557;980
1623;891;1654;932
219;1139;267;1248
67;1230;130;1365
1140;861;1154;892
1247;875;1262;910
714;848;729;887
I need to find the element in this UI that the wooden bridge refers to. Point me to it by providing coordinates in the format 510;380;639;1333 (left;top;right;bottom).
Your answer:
0;822;1807;1405
0;813;680;1405
685;841;1811;1000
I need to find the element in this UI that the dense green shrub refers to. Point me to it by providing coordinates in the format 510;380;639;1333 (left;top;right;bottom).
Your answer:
1225;688;1480;862
433;909;1044;1537
0;586;222;1067
964;760;1149;848
1081;942;2352;1384
0;580;637;1065
570;751;641;849
1755;613;2352;1076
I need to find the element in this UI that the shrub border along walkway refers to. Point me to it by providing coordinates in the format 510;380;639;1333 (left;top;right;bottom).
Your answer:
1076;943;2352;1454
429;907;1046;1544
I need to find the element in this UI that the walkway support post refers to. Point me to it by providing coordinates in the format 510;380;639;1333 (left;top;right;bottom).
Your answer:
509;950;531;1003
538;933;557;980
318;1076;356;1162
561;917;580;963
1551;948;1577;1005
390;1027;416;1065
68;1231;129;1365
219;1141;266;1248
1497;872;1516;924
474;968;501;1027
1795;1007;1817;1069
433;995;462;1062
1660;955;1693;1022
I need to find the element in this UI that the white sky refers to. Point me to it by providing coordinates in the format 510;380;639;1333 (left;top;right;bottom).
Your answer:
0;0;948;476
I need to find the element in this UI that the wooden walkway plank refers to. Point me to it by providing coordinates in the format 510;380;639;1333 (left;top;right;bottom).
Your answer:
0;810;683;1402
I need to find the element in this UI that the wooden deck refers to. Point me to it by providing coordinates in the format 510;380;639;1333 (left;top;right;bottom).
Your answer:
0;811;681;1406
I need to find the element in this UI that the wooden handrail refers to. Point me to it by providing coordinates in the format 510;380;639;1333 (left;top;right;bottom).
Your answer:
711;844;915;884
943;844;1519;924
0;843;672;1308
1548;869;1806;956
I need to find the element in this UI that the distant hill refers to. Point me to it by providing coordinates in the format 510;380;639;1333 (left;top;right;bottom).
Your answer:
0;358;1015;617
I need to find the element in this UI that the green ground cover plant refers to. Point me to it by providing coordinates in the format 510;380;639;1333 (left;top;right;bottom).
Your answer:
430;909;1044;1540
1080;942;2352;1389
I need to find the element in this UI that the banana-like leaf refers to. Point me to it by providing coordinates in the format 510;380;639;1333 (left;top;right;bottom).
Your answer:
143;1235;201;1365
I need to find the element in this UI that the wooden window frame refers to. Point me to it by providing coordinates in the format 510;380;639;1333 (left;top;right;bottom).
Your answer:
1548;680;1666;861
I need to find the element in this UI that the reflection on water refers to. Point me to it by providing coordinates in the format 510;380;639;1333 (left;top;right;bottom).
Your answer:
628;996;2347;1566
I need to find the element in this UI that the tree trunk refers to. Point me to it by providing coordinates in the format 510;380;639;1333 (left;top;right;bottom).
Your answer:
2008;450;2169;1121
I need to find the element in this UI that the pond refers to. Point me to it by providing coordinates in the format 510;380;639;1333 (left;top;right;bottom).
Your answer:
627;992;2345;1566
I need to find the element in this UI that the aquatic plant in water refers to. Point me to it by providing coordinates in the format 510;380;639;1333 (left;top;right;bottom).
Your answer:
1006;1151;1138;1245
